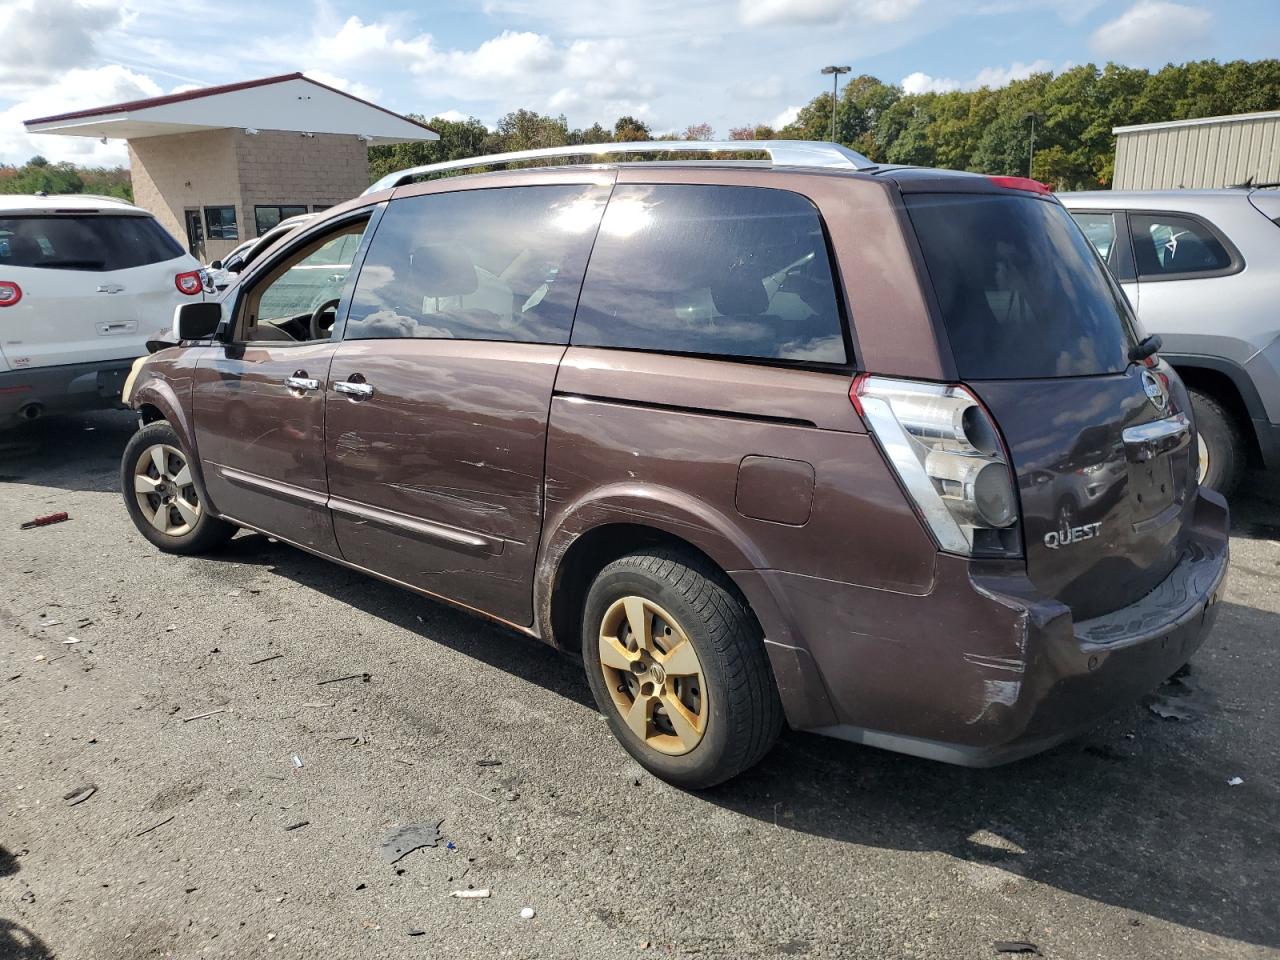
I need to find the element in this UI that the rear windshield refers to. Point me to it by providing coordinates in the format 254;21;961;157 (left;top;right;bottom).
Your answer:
904;194;1134;379
0;215;185;272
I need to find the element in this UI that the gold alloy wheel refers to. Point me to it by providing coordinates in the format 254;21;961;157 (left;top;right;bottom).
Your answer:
598;595;708;756
133;443;201;537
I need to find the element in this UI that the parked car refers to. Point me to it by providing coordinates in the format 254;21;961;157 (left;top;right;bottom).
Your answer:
205;213;315;291
120;141;1228;788
0;194;205;426
1062;187;1280;495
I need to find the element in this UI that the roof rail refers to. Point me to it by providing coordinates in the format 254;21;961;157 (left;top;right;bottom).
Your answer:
363;139;875;195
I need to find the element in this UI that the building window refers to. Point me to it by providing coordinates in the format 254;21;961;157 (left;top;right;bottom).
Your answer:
254;205;309;237
312;204;332;213
204;206;239;240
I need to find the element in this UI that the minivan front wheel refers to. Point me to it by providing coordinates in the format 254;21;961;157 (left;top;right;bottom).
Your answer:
122;421;236;554
582;548;782;789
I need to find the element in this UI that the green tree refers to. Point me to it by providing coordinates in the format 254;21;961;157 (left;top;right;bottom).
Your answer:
613;116;652;142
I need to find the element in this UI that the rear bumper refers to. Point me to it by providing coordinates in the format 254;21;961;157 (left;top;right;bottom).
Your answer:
0;359;137;425
744;488;1230;766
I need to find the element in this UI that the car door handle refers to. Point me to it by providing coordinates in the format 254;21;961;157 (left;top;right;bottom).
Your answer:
334;380;374;399
285;376;320;392
96;283;125;294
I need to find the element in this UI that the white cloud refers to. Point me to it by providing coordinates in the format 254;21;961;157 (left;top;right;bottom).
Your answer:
773;105;802;129
738;0;922;27
1089;1;1213;63
900;58;1054;94
430;109;473;124
0;0;122;86
2;65;161;165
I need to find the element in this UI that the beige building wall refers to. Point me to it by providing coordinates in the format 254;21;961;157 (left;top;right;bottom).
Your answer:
235;130;368;237
128;129;241;260
1113;113;1280;190
128;128;370;262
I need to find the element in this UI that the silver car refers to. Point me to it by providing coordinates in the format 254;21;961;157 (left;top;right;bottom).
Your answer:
1062;187;1280;495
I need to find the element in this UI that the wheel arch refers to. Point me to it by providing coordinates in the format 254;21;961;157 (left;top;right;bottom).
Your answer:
533;487;839;731
1166;355;1264;465
129;377;218;515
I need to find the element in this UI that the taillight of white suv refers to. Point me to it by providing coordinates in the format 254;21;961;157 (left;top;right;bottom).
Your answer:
174;270;203;296
852;375;1021;557
0;281;21;306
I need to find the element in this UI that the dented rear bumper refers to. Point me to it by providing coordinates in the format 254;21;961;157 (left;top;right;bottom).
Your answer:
743;487;1230;766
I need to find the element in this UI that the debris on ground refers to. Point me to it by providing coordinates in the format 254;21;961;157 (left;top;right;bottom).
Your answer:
1228;776;1244;786
333;734;367;746
380;820;445;865
134;815;175;838
20;511;70;530
248;654;284;666
408;928;426;937
62;784;97;806
182;708;227;722
520;906;536;920
20;890;35;904
62;637;81;645
317;672;371;685
476;759;502;767
451;889;490;899
993;942;1041;956
284;821;309;832
291;754;305;769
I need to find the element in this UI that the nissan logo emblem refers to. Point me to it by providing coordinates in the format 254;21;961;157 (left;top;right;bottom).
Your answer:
1141;369;1168;411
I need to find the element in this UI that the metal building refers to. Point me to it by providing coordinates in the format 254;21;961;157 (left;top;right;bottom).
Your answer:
1112;110;1280;190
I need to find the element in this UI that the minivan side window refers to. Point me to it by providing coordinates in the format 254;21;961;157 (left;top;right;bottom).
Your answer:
344;184;610;344
571;185;847;364
1130;213;1236;279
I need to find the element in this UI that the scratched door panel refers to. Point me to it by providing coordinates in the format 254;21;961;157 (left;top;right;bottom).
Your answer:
192;341;339;554
325;339;563;625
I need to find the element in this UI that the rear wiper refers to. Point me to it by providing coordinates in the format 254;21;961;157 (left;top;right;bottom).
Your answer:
1128;334;1162;363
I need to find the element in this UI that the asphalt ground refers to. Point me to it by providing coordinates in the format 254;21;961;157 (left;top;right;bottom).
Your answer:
2;408;1278;960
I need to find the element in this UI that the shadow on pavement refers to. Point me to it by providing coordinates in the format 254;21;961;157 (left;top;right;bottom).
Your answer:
0;409;136;494
0;919;52;960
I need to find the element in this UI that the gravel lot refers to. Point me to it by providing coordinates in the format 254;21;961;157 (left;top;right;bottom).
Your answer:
2;409;1278;960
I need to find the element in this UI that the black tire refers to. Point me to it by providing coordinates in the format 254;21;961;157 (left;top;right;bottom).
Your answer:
581;547;783;789
121;420;236;555
1189;388;1246;497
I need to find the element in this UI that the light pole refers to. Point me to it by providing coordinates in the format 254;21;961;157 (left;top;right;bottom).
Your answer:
1023;111;1042;178
821;65;851;143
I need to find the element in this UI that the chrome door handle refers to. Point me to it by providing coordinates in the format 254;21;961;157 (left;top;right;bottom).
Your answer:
334;380;374;399
285;376;320;392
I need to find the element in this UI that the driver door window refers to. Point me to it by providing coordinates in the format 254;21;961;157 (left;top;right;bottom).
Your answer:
238;222;366;343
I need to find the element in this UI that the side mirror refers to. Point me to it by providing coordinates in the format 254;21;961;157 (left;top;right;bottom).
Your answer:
226;255;245;274
172;301;222;341
209;259;223;270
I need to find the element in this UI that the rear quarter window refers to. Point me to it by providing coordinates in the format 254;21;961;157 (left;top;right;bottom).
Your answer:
905;194;1134;380
0;214;184;271
571;184;847;364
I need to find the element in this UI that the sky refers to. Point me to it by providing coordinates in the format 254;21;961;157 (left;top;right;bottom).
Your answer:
2;0;1277;166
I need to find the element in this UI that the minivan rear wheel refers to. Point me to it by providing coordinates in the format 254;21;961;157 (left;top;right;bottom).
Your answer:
1189;389;1245;497
581;548;782;789
122;421;236;554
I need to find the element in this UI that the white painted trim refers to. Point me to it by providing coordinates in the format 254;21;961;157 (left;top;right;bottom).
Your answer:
1113;111;1280;135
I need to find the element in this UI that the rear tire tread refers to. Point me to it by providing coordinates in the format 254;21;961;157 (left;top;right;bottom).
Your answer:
594;547;783;787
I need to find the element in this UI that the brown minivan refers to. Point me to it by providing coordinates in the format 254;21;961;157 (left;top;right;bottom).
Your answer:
120;141;1229;788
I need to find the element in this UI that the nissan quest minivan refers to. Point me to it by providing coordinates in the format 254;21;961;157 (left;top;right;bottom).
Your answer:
119;141;1228;788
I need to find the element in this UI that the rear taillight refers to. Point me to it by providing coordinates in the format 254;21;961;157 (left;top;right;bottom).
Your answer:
0;281;22;306
175;270;202;296
852;375;1021;557
987;175;1052;195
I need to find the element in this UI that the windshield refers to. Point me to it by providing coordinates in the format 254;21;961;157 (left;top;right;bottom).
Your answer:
905;194;1135;380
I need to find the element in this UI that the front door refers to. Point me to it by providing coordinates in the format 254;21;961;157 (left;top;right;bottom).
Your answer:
191;213;374;554
324;178;611;624
184;209;205;260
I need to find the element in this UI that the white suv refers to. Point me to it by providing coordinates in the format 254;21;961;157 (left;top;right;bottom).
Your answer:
0;194;205;426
